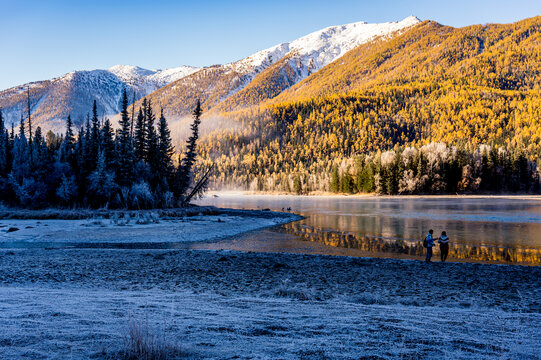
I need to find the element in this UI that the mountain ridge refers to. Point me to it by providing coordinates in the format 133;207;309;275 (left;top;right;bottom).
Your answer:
0;64;199;131
0;16;421;131
138;16;421;119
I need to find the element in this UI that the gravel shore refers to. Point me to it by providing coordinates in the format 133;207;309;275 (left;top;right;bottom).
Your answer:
1;247;539;359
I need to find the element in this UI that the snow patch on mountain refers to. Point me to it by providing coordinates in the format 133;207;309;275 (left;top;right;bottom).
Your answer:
230;16;421;76
214;16;421;103
0;64;201;129
0;16;420;129
108;64;200;87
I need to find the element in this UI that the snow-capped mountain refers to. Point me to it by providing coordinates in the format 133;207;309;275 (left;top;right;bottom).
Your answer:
138;16;421;118
0;65;199;131
216;16;421;111
107;65;199;90
234;15;420;77
0;16;421;131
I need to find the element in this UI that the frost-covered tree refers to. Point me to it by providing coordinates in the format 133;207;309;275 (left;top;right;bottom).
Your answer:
128;181;155;209
56;174;78;206
88;151;117;207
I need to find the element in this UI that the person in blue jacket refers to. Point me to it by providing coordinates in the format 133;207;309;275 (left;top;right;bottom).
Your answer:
425;229;435;262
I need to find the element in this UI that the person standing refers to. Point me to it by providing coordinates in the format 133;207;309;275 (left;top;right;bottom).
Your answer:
425;229;435;262
438;231;450;262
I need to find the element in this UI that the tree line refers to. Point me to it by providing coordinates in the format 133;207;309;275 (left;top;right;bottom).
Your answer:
0;90;207;209
197;87;541;194
191;16;541;194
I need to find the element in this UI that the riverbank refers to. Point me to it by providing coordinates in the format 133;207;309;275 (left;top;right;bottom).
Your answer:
0;248;539;359
207;190;541;200
0;206;301;246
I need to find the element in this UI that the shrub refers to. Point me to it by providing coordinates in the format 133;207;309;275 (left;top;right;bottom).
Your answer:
129;182;155;209
123;318;184;360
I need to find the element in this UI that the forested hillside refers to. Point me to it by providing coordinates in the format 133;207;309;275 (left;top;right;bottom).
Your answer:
273;17;541;101
198;16;541;194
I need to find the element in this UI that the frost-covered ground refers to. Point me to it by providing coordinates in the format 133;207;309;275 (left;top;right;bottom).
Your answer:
0;209;299;245
1;247;540;359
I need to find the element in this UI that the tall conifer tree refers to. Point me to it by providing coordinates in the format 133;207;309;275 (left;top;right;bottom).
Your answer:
60;115;75;164
157;109;174;185
90;100;100;166
144;99;157;164
100;118;115;169
177;100;202;196
0;109;6;176
116;89;134;186
134;105;146;161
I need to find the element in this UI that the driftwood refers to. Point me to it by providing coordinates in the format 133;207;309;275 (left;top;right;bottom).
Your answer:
183;165;213;205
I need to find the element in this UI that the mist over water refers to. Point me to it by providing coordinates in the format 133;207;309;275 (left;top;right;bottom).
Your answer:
196;194;541;265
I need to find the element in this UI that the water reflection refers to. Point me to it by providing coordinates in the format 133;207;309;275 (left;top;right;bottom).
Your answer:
281;222;541;265
196;194;541;265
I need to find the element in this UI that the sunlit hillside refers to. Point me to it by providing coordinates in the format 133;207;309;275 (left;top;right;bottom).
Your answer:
199;16;541;193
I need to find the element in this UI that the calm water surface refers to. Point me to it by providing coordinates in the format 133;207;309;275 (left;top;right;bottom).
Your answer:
196;194;541;265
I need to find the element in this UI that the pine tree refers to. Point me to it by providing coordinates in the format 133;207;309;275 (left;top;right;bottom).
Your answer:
176;100;202;197
144;100;158;164
341;172;354;193
56;174;78;206
19;114;25;139
32;126;47;169
11;118;30;183
100;118;115;169
65;114;74;145
134;106;146;161
88;151;117;207
74;127;86;196
89;100;100;167
157;109;174;186
0;109;6;176
60;115;75;164
116;89;134;186
293;174;302;194
79;114;95;179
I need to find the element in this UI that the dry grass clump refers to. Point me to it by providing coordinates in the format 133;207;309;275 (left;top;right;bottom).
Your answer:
274;279;317;301
123;318;185;360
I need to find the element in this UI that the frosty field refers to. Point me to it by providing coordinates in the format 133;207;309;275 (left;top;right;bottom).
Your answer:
1;246;540;359
0;207;540;359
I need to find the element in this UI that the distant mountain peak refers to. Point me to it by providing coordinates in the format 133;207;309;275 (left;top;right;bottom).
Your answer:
0;16;421;129
107;65;156;79
231;16;421;74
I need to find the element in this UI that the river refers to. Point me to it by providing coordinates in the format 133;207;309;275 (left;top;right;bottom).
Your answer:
195;193;541;265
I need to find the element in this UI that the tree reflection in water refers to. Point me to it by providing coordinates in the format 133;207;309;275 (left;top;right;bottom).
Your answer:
281;222;541;265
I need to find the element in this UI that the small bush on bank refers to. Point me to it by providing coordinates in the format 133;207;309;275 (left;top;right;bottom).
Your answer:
123;318;185;360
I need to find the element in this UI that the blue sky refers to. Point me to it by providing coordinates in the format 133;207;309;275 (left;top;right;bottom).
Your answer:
1;0;540;90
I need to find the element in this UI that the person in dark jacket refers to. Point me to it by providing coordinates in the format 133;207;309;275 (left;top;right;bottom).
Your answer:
425;229;435;262
438;231;450;262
